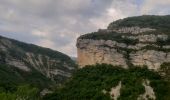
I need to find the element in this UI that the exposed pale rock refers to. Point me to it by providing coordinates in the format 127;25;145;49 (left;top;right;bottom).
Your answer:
102;89;107;94
26;52;72;78
158;34;168;41
110;81;122;100
77;39;127;68
101;81;122;100
0;39;12;48
98;26;155;34
63;62;75;70
77;38;170;70
26;53;34;64
138;34;157;42
113;27;155;34
51;69;71;77
77;26;170;70
105;40;116;47
40;89;52;96
138;80;156;100
0;45;7;51
127;43;147;50
163;45;170;49
6;58;30;71
130;50;170;70
123;34;168;43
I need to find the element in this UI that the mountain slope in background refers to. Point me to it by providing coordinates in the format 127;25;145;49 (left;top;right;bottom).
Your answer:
0;35;77;89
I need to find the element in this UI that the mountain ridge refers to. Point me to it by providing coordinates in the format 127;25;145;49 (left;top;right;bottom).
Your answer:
0;35;77;89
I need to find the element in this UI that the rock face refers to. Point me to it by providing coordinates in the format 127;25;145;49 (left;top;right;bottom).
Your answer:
109;81;122;100
77;15;170;70
0;35;76;83
77;39;127;68
77;34;170;70
138;80;156;100
130;50;170;70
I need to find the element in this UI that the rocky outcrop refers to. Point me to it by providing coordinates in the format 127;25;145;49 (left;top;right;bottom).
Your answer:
113;26;155;34
130;50;170;70
77;26;170;70
99;26;155;34
110;81;122;100
138;80;156;100
122;34;168;42
77;39;127;68
102;81;122;100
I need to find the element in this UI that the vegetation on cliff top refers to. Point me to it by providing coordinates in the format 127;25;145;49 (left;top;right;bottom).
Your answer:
79;15;170;42
79;32;139;45
108;15;170;31
43;64;170;100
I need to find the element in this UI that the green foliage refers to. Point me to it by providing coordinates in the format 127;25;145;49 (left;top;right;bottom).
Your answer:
79;31;121;41
0;51;6;64
0;85;39;100
79;15;170;43
160;62;170;80
79;32;139;45
0;64;23;86
0;64;53;89
43;64;170;100
156;36;170;46
108;15;170;32
0;64;51;100
0;35;77;90
151;80;170;100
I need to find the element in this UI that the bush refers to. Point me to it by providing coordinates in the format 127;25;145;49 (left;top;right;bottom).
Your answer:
0;85;40;100
43;64;170;100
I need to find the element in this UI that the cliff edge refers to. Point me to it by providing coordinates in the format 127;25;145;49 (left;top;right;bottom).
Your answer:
77;15;170;70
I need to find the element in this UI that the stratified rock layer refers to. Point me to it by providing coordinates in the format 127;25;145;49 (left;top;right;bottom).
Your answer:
77;25;170;70
77;39;127;68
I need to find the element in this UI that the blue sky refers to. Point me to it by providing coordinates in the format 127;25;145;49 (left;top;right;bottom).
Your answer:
0;0;170;57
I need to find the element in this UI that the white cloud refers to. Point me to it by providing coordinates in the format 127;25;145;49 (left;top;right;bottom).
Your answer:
31;30;49;37
141;0;170;15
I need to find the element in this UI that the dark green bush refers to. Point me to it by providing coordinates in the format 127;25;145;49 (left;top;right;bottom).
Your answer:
43;64;170;100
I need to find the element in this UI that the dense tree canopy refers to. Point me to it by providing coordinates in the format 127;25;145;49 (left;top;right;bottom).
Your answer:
43;64;170;100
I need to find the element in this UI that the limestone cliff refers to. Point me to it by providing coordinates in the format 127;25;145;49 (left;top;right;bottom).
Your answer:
77;15;170;70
